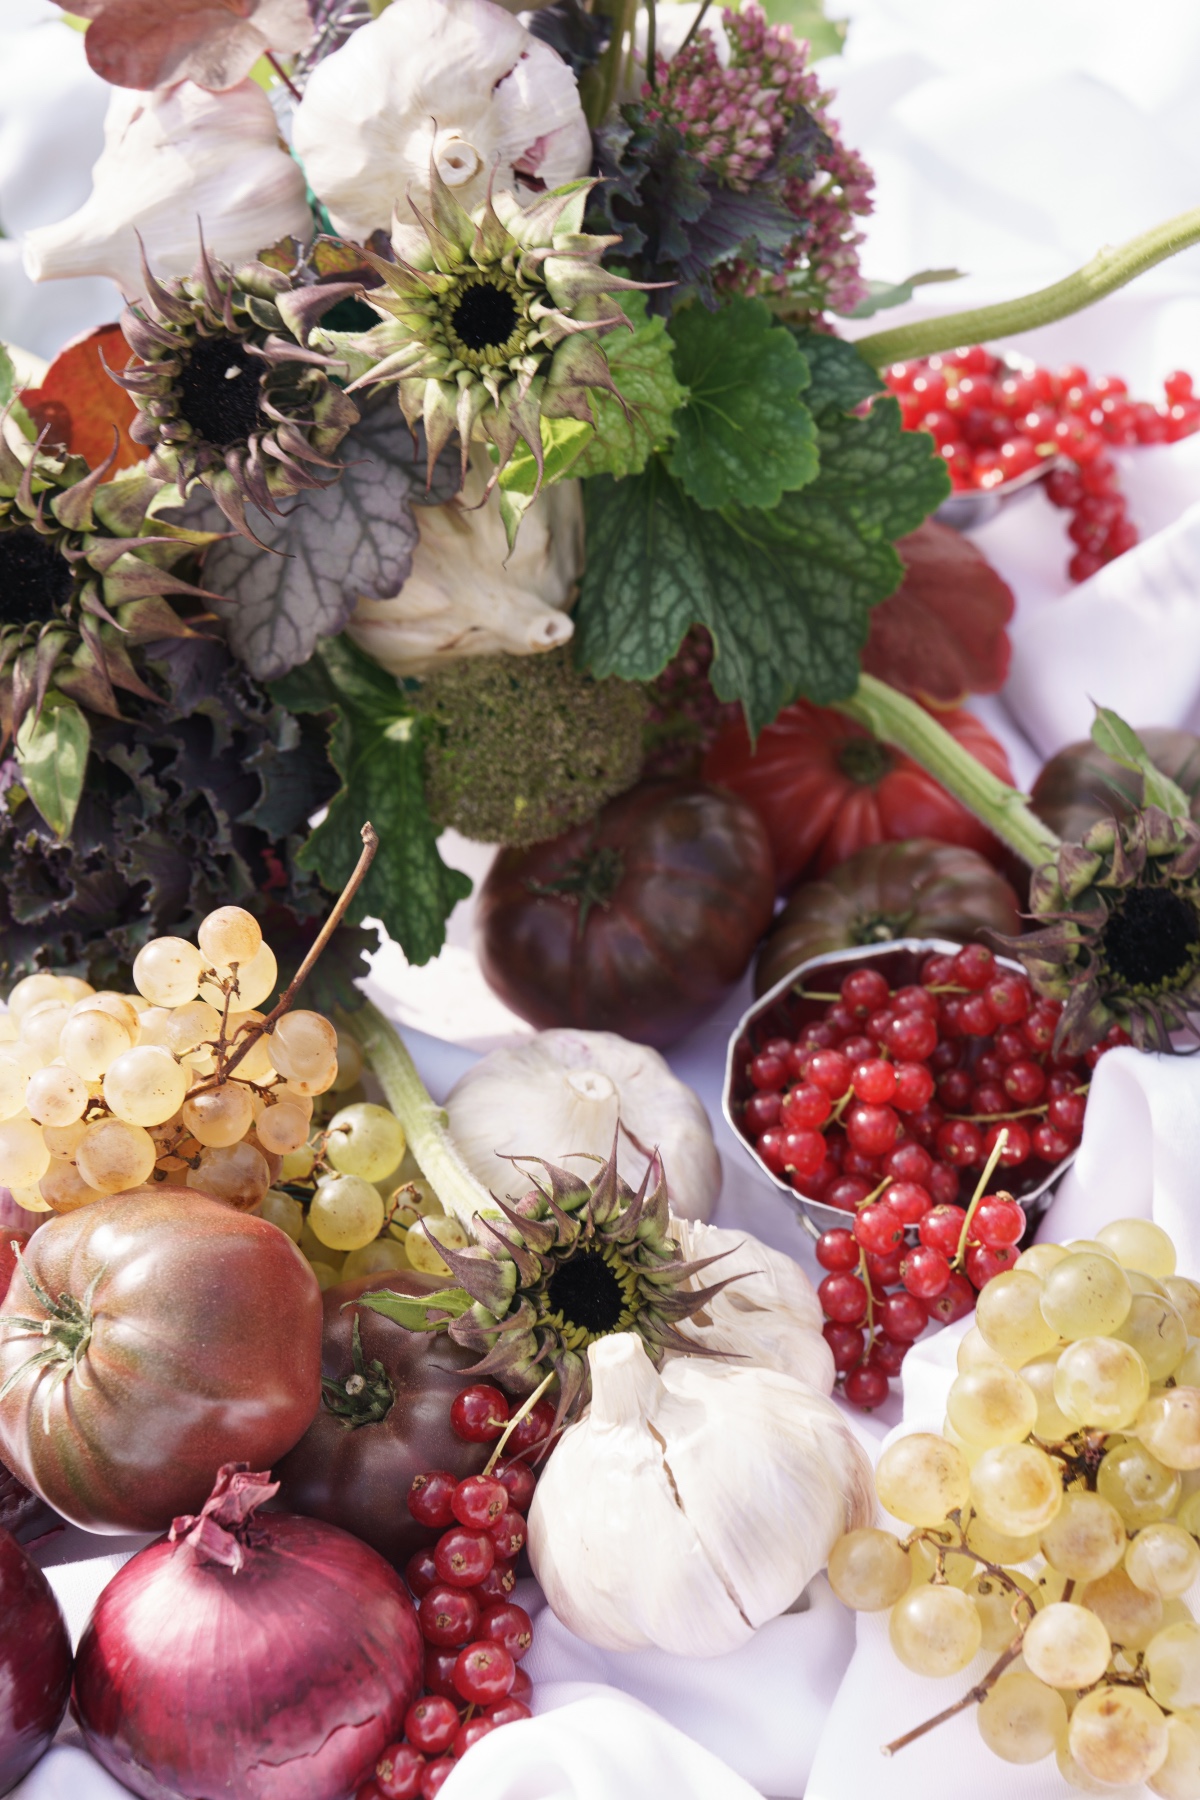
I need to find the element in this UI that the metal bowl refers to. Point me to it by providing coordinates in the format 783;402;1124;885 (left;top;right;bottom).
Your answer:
722;937;1075;1239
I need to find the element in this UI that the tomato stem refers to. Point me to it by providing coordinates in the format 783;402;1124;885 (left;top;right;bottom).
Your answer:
345;1001;496;1229
833;676;1062;869
853;206;1200;367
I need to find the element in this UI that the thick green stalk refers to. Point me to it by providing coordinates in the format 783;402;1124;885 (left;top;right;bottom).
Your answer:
580;0;640;128
348;1000;494;1226
833;675;1062;869
854;207;1200;368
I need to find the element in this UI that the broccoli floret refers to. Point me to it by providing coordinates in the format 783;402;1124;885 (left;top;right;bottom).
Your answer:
415;650;647;847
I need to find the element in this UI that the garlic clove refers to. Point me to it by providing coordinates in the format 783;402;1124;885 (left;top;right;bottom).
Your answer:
669;1219;834;1392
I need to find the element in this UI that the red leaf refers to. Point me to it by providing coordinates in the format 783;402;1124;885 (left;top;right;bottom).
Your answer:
21;324;143;474
861;519;1014;708
83;0;261;92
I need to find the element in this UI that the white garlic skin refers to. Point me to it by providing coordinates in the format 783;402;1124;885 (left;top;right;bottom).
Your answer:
444;1029;720;1222
528;1334;874;1657
669;1218;834;1392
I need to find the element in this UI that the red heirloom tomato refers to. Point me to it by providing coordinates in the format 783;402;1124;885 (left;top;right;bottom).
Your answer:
477;781;775;1048
0;1187;322;1533
703;699;1014;890
274;1272;492;1566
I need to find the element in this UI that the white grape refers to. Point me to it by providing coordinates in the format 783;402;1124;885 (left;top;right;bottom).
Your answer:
76;1118;157;1193
42;1119;87;1159
827;1529;911;1611
1137;1389;1200;1470
256;1189;304;1243
7;972;67;1025
1041;1252;1133;1340
341;1239;411;1280
956;1326;1009;1372
254;1102;310;1156
967;1569;1037;1652
1149;1710;1200;1800
162;1000;222;1057
888;1584;981;1677
132;937;203;1007
103;1046;189;1128
268;1011;339;1083
1114;1294;1188;1382
181;1082;255;1149
0;1049;30;1122
1129;1526;1200;1601
309;1174;385;1252
186;1141;270;1210
963;1513;1041;1565
330;1031;364;1092
1147;1623;1200;1711
1081;1565;1165;1651
1098;1439;1181;1526
19;1001;70;1062
1023;1601;1111;1687
1098;1217;1177;1280
0;1118;51;1190
325;1103;407;1183
199;940;278;1012
405;1214;469;1276
874;1433;971;1527
39;1158;101;1213
75;991;140;1035
197;907;262;969
1166;1279;1200;1337
1054;1335;1150;1429
977;1670;1067;1764
970;1442;1063;1537
1069;1686;1168;1788
1040;1490;1127;1582
60;1008;135;1081
224;1012;275;1082
1014;1243;1069;1279
975;1270;1059;1363
24;1066;88;1128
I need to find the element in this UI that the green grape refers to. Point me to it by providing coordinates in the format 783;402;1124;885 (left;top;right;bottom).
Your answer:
1098;1440;1182;1527
942;1421;984;1469
1054;1336;1150;1429
1068;1238;1122;1262
256;1101;311;1156
1128;1525;1200;1600
975;1270;1060;1363
888;1584;982;1677
1069;1686;1169;1788
1082;1565;1165;1651
1138;1390;1200;1471
1098;1218;1178;1280
325;1102;407;1183
1040;1491;1127;1582
330;1030;365;1093
1015;1243;1069;1279
945;1366;1038;1447
308;1173;386;1251
1166;1280;1200;1337
281;1143;317;1182
1147;1623;1200;1710
970;1442;1063;1537
1023;1601;1111;1687
406;1214;469;1275
827;1529;910;1611
875;1433;971;1527
1021;1354;1076;1442
308;1260;344;1292
967;1569;1037;1652
1149;1709;1200;1800
977;1669;1067;1764
341;1238;411;1281
1115;1295;1189;1383
1041;1253;1133;1341
257;1188;304;1243
1130;1272;1172;1300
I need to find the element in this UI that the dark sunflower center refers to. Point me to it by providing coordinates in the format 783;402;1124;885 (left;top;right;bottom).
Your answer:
176;334;263;448
547;1247;628;1336
450;281;519;352
1101;884;1200;991
0;525;73;626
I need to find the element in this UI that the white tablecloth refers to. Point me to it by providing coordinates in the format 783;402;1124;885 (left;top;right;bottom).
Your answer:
5;2;1200;1796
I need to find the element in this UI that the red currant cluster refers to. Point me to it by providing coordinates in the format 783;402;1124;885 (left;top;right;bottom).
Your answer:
733;946;1128;1413
357;1383;554;1800
884;348;1200;582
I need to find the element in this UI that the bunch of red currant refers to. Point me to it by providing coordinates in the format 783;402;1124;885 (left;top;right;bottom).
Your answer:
356;1384;554;1800
733;944;1128;1413
885;347;1200;582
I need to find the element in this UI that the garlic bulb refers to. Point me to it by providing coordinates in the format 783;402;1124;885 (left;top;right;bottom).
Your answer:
23;80;311;297
292;0;592;242
345;453;582;677
529;1334;874;1657
444;1029;720;1222
669;1218;834;1392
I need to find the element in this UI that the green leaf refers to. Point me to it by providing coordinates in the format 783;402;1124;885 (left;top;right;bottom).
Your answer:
798;328;885;415
497;416;595;548
272;636;471;964
1090;705;1192;821
0;343;16;411
574;332;950;734
759;0;847;58
353;1286;473;1330
666;297;818;510
841;269;966;321
14;692;91;840
571;291;688;481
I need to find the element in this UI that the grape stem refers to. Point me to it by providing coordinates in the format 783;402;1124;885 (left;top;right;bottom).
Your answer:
345;1000;497;1227
853;205;1200;368
952;1131;1009;1269
218;822;379;1084
881;1644;1022;1756
832;677;1062;870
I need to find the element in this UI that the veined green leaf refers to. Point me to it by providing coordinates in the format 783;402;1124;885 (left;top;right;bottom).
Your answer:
15;692;91;840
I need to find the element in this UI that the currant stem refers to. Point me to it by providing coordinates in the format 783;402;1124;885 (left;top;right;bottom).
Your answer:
484;1372;555;1477
854;206;1200;368
346;1000;496;1227
953;1132;1009;1269
833;676;1062;870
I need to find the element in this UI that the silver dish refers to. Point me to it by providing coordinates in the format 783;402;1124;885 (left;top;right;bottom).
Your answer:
722;937;1076;1240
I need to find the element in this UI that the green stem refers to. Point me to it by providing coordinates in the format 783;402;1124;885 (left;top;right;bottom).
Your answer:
580;0;640;128
854;206;1200;368
833;675;1062;870
346;1001;495;1227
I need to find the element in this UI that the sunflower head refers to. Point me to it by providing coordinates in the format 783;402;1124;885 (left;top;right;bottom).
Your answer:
113;244;361;542
350;167;653;489
357;1137;737;1424
1010;806;1200;1053
0;427;220;735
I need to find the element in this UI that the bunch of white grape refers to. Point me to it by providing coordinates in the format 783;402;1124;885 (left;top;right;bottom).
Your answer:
828;1215;1200;1795
0;907;468;1289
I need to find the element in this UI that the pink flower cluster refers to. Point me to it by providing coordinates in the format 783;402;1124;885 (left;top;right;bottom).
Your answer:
644;4;874;316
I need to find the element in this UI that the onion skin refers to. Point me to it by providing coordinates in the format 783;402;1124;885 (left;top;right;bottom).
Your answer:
274;1272;491;1567
0;1525;72;1794
0;1188;323;1534
72;1506;423;1800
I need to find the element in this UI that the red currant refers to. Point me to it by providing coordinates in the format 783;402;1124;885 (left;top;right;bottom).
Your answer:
993;1026;1028;1064
451;1475;509;1529
937;1068;974;1111
877;1290;928;1341
420;1758;457;1799
965;1242;1019;1286
479;1602;534;1660
487;1510;527;1562
422;1646;461;1702
936;1119;984;1168
852;1059;897;1105
823;1321;866;1372
485;1699;532;1726
844;1364;890;1409
1022;1004;1061;1054
901;1245;951;1300
492;1459;536;1515
884;1142;933;1185
970;1082;1007;1117
818;1272;869;1325
868;1335;910;1377
984;1121;1032;1166
1048;1092;1087;1137
453;1719;496;1759
925;1270;976;1323
409;1471;458;1528
827;1004;859;1039
951;944;995;990
853;1202;904;1256
893;1062;935;1112
825;1175;872;1212
475;1560;517;1605
920;1205;966;1258
886;1180;932;1226
405;1547;440;1598
920;953;956;987
507;1399;556;1455
1033;1122;1075;1162
781;1083;832;1129
761;1036;793;1060
865;1249;904;1287
748;1052;786;1091
1003;1059;1045;1106
434;1528;494;1589
781;1127;827;1179
756;1127;788;1173
846;1103;899;1156
375;1743;426;1800
454;1641;516;1705
816;1228;859;1272
926;1161;959;1205
959;993;998;1037
971;1196;1025;1248
884;1012;938;1061
975;1051;1007;1083
841;967;890;1016
450;1387;510;1444
419;1585;482;1648
743;1091;781;1133
893;984;939;1017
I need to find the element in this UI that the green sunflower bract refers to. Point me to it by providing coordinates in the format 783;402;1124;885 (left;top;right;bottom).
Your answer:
350;169;654;489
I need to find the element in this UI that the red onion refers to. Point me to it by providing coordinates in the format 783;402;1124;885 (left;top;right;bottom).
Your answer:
0;1524;72;1793
72;1464;424;1800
